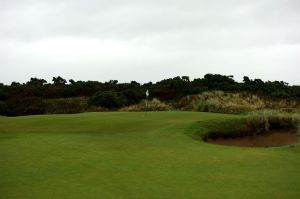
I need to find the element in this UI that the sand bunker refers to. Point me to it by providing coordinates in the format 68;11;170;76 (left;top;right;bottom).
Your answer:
206;130;299;147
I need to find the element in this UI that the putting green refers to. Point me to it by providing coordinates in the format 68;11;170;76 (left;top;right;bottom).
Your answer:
0;112;299;199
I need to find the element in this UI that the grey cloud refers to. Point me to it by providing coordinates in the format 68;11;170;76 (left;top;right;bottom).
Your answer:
0;0;299;84
2;0;298;41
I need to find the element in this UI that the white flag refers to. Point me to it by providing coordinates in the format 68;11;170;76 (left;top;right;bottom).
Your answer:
146;89;149;98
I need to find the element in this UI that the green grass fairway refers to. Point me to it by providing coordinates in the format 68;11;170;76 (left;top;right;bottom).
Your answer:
0;112;299;199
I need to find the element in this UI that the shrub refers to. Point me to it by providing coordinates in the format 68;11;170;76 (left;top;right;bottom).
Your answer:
44;97;88;114
0;90;7;101
7;97;45;116
0;101;9;115
88;91;126;109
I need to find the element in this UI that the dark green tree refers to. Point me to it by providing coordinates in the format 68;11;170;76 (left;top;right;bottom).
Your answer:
27;78;47;86
52;76;67;85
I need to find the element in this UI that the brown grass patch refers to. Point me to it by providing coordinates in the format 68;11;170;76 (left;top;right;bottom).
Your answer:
119;98;171;111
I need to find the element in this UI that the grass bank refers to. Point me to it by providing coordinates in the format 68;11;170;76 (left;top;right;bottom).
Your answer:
202;110;299;141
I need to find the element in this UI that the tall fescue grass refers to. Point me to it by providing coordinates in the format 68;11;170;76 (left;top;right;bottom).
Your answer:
180;91;299;114
119;98;171;111
203;110;299;140
246;110;299;134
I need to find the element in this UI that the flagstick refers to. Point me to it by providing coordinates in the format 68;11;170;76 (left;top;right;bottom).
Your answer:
145;99;148;116
145;89;149;116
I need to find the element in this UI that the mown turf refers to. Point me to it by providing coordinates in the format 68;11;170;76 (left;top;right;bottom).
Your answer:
0;112;299;199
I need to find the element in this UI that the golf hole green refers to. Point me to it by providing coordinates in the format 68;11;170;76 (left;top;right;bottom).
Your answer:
206;130;299;147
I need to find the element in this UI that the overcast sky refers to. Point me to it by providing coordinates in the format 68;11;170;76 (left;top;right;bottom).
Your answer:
1;0;299;85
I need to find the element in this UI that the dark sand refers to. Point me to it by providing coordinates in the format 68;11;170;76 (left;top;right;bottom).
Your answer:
207;130;299;147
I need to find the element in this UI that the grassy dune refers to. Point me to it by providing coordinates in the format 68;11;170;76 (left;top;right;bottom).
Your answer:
0;112;299;199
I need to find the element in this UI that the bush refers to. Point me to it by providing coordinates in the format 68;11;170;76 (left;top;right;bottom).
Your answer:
44;97;88;114
270;90;290;98
0;90;7;101
7;97;45;116
0;101;9;115
88;91;126;109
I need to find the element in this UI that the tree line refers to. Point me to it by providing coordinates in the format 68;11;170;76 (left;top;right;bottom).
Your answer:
0;74;299;116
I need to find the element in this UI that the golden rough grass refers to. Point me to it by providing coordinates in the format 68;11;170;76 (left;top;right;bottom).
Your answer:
119;98;171;111
180;91;299;114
